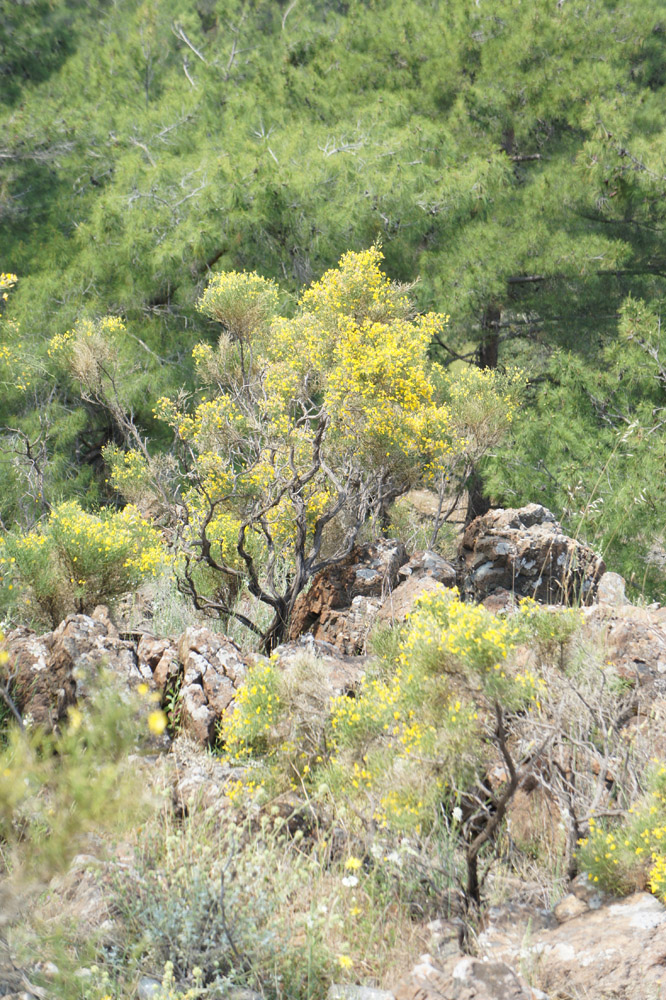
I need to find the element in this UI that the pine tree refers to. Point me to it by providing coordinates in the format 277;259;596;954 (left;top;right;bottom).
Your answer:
0;0;664;592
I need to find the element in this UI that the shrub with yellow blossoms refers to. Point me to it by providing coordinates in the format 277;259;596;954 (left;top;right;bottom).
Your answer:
109;247;523;649
0;500;169;625
217;586;556;904
0;272;17;315
576;764;666;901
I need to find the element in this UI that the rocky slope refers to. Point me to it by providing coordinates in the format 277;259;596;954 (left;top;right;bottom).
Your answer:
2;504;666;1000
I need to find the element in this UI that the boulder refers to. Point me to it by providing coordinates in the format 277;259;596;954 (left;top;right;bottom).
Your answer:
329;988;395;1000
379;551;457;623
38;848;137;947
52;611;148;698
137;635;180;693
137;977;162;1000
165;734;243;816
288;539;408;654
585;603;666;688
460;504;604;605
0;613;250;748
392;953;543;1000
272;634;366;696
597;571;628;607
397;550;457;586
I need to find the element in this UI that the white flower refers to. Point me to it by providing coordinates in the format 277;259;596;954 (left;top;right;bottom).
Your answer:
341;875;359;888
452;806;463;823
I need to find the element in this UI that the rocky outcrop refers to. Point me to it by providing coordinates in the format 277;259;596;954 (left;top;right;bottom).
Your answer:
176;628;248;745
139;629;251;746
288;542;457;651
391;917;544;1000
1;613;249;747
585;601;666;687
1;607;145;731
272;634;366;696
391;886;666;998
288;539;408;653
460;504;605;604
478;890;666;1000
137;635;180;692
378;550;456;623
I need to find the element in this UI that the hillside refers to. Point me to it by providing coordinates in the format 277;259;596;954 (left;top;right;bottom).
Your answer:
1;2;666;998
2;506;666;999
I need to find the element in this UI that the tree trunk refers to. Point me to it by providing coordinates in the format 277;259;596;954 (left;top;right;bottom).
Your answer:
468;302;502;520
465;468;491;525
478;303;501;369
466;851;481;907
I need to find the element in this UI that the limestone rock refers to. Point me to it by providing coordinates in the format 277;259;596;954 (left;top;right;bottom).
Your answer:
328;987;395;1000
460;504;604;605
450;957;543;1000
137;977;162;999
169;734;240;815
379;551;457;623
137;635;179;692
51;613;147;696
392;953;450;1000
586;604;666;688
397;550;457;586
38;852;133;943
427;918;465;963
2;628;73;730
378;574;443;623
597;571;628;607
393;952;542;1000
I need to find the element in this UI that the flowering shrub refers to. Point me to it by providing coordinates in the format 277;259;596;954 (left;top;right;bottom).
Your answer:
0;271;16;315
0;272;34;393
576;764;666;899
196;269;279;342
108;247;523;649
0;500;169;623
47;315;126;361
218;588;545;837
221;658;281;759
516;597;583;659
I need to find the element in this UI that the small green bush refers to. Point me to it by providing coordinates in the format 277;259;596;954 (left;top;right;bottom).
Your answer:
116;809;335;999
0;670;151;879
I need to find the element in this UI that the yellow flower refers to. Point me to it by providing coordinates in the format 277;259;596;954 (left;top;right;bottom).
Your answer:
68;706;83;731
337;954;353;970
345;856;362;870
148;710;167;736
